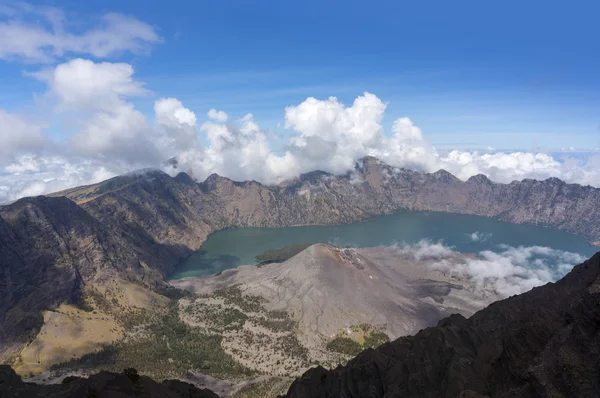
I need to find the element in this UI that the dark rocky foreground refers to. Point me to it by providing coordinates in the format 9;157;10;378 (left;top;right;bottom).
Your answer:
283;252;600;398
0;366;220;397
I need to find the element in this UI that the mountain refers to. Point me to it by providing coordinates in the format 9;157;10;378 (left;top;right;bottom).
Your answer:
172;244;499;376
0;365;219;398
283;252;600;397
0;196;169;373
2;156;600;371
174;243;499;344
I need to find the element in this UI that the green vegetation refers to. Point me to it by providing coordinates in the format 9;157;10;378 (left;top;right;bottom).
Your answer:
255;243;312;265
326;324;390;356
253;316;295;333
364;331;389;349
51;302;252;380
213;285;266;313
326;337;363;356
185;302;248;331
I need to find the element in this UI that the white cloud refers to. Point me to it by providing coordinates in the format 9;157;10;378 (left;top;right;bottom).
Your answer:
155;98;199;154
0;155;118;201
171;92;600;189
0;110;46;165
31;58;148;112
207;108;228;123
0;3;160;63
0;59;199;202
396;240;454;260
33;58;159;164
467;231;491;242
397;240;586;297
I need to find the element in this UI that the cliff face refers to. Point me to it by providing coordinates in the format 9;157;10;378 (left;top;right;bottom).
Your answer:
283;252;600;398
2;157;600;363
0;196;157;359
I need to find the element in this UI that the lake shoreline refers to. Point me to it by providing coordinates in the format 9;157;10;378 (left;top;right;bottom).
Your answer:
169;210;598;280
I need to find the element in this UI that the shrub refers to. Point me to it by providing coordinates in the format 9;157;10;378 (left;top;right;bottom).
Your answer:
326;337;363;356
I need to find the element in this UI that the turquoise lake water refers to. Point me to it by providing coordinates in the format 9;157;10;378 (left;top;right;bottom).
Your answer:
169;211;598;279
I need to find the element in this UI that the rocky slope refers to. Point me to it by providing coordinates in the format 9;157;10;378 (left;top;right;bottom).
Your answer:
0;196;168;369
173;244;500;378
174;244;499;344
283;251;600;398
0;365;220;397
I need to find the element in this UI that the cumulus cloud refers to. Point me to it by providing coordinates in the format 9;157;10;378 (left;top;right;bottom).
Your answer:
0;3;160;63
397;240;586;297
31;58;159;164
155;98;200;154
170;93;600;189
0;59;199;203
31;58;148;111
207;109;228;123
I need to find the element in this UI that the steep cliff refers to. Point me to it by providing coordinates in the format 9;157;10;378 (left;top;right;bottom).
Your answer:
0;196;162;361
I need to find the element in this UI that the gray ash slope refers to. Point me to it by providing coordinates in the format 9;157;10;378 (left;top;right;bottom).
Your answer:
173;244;499;343
283;251;600;398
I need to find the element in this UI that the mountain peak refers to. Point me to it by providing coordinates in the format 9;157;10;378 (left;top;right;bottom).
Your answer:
467;173;492;184
431;169;460;182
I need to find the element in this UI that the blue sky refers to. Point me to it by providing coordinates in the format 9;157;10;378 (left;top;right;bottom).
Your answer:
2;0;599;150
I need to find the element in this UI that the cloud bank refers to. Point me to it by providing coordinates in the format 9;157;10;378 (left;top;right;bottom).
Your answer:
1;56;600;203
397;240;586;297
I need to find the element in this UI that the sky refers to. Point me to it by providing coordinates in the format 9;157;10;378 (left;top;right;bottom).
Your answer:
1;0;600;202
